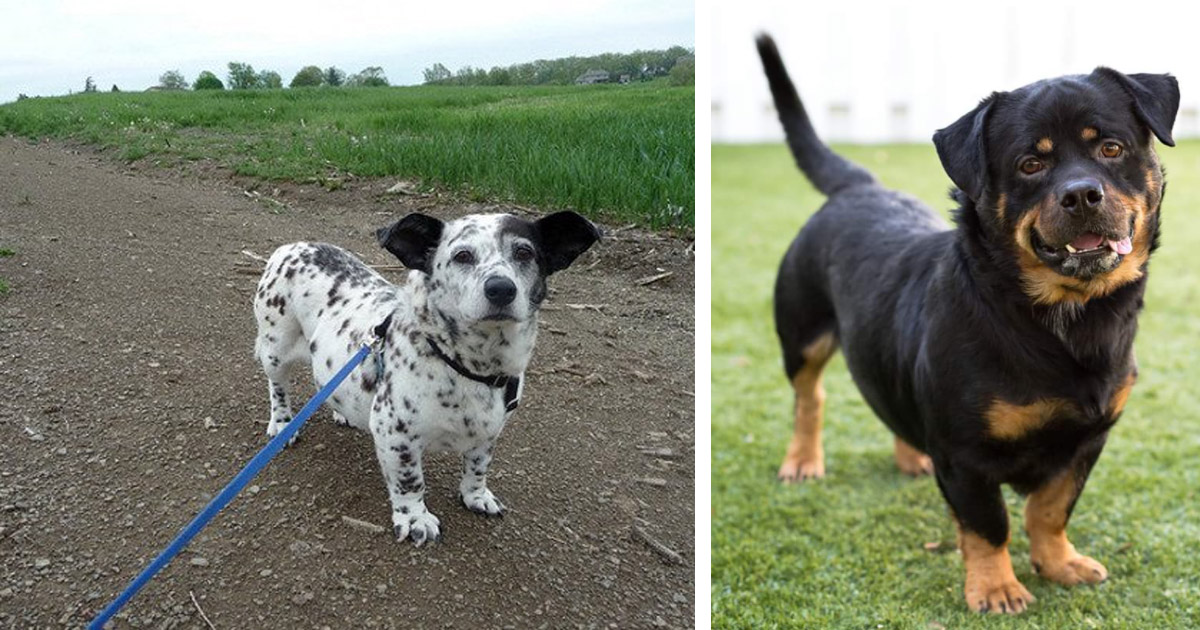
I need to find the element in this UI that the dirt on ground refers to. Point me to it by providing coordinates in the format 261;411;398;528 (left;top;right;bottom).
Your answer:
0;137;695;629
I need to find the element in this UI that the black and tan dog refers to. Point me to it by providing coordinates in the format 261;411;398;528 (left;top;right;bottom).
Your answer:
757;35;1178;614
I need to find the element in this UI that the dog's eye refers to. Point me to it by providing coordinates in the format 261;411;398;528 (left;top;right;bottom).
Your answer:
1019;157;1045;175
1101;142;1123;158
452;250;475;265
513;246;534;262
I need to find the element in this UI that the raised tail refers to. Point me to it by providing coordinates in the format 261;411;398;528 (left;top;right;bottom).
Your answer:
756;34;875;196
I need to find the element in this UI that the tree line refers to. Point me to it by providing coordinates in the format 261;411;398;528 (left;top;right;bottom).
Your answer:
155;63;389;91
421;46;694;86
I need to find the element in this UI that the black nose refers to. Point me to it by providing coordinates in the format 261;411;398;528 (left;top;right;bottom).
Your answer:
1059;178;1104;215
484;276;517;307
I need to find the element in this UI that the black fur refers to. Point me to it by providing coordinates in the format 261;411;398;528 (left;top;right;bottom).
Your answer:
759;32;1176;556
377;213;445;272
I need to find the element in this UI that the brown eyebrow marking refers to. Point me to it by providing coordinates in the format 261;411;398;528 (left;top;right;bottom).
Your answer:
1081;127;1098;141
1036;137;1053;153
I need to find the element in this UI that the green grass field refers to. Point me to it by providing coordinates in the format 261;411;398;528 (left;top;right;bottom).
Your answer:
712;142;1200;628
0;84;693;228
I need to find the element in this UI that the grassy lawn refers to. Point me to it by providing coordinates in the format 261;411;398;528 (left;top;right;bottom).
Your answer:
0;84;693;228
711;142;1200;628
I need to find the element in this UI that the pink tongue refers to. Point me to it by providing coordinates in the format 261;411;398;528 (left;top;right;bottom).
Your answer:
1069;232;1104;250
1108;236;1133;255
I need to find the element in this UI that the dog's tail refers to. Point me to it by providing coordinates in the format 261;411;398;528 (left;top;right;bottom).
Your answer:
756;34;875;196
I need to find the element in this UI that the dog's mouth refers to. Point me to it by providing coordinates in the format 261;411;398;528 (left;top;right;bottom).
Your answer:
1030;215;1134;278
481;312;518;322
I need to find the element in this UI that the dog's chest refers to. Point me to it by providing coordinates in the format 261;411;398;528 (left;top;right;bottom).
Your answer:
379;347;508;452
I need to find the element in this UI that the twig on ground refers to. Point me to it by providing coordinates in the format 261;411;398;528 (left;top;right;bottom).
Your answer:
564;303;607;313
637;447;682;459
341;515;386;535
632;524;684;565
634;271;673;286
634;477;668;487
190;591;217;630
240;250;269;264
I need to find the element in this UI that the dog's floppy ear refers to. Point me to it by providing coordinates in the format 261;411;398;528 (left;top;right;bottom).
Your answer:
933;93;1000;202
535;211;601;274
376;213;445;272
1093;67;1180;147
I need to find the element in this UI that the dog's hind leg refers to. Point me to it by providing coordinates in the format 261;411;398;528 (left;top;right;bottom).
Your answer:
254;302;306;445
777;331;837;482
894;435;935;476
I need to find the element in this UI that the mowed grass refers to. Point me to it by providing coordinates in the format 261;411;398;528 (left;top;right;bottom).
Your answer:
0;84;694;227
711;142;1200;628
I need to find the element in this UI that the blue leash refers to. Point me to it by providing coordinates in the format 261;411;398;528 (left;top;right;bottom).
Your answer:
88;340;377;630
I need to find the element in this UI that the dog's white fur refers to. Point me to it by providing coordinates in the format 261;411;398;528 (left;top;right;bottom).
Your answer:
253;212;598;544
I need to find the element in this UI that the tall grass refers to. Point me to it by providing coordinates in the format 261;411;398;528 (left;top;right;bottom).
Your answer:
0;85;694;227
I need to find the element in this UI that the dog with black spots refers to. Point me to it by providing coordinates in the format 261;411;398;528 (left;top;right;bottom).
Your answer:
254;211;600;545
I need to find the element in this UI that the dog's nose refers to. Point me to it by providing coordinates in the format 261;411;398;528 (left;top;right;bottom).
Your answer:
1059;178;1104;215
484;276;517;307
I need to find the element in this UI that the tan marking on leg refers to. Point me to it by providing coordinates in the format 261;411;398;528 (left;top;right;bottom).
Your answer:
985;397;1074;440
1108;370;1137;418
1026;470;1108;586
778;332;836;483
1036;137;1053;153
893;435;933;476
959;525;1034;614
1081;127;1098;141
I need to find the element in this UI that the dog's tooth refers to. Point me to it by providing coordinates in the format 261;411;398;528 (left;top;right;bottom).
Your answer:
1065;244;1077;254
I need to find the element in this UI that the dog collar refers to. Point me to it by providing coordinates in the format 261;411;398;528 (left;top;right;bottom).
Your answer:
425;337;521;413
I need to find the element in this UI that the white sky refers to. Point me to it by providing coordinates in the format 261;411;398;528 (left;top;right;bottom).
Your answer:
0;0;694;103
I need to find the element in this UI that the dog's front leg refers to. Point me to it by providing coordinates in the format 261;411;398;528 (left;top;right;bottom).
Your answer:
459;442;506;517
370;415;440;545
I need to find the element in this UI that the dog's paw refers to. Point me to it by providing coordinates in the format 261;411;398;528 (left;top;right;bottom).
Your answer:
461;488;507;517
777;458;824;483
1033;552;1108;586
331;411;351;427
392;509;441;547
964;574;1035;614
265;418;299;446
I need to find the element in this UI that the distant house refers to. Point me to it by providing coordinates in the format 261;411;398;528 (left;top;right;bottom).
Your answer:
575;69;610;85
618;74;631;84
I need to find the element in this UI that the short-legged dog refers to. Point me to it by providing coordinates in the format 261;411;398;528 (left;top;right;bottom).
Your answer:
757;35;1177;613
254;211;600;544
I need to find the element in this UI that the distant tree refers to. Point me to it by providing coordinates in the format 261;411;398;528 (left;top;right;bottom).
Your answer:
17;93;29;101
258;70;283;89
347;66;389;87
422;63;451;84
227;62;260;89
668;56;694;86
193;71;224;90
159;70;188;90
84;76;97;93
486;66;511;85
323;66;346;87
290;65;324;88
111;84;120;92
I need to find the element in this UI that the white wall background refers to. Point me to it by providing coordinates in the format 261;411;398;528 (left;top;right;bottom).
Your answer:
711;0;1200;143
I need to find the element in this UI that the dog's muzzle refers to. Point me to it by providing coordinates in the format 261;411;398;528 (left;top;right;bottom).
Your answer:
484;276;517;307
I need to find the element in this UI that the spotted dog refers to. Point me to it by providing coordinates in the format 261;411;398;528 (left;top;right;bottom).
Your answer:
758;35;1177;613
253;211;600;545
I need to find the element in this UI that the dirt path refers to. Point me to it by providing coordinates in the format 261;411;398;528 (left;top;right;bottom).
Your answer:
0;137;695;629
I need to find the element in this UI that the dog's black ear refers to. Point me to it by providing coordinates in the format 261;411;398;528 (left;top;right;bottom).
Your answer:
1093;67;1180;147
376;213;444;272
933;93;1000;202
535;211;601;274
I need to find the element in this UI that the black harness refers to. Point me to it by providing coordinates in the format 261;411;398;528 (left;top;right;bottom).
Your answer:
373;315;521;412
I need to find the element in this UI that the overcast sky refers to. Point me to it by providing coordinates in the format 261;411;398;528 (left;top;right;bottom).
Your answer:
0;0;694;103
